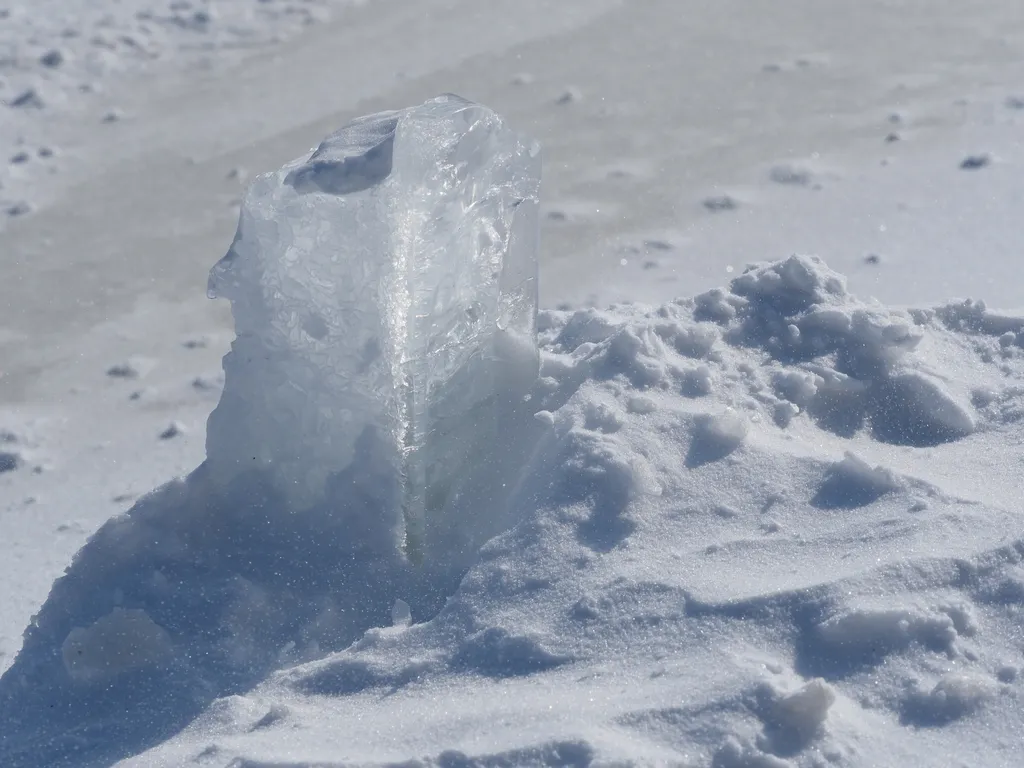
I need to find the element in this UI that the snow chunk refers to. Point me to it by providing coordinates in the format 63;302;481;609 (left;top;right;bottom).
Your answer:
694;287;741;324
681;364;714;397
772;370;820;407
554;308;620;349
687;411;749;467
766;678;836;738
206;93;541;557
817;605;961;657
655;319;719;358
731;254;847;315
61;608;174;684
872;372;975;446
935;298;1024;337
626;395;657;414
812;452;902;509
902;674;998;725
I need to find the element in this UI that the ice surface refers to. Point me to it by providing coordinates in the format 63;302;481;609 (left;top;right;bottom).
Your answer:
206;93;542;559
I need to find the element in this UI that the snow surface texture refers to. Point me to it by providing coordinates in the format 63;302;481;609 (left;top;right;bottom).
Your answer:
4;253;1024;766
206;93;541;560
0;0;365;219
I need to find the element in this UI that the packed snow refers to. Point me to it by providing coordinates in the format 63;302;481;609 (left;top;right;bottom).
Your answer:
3;0;1024;766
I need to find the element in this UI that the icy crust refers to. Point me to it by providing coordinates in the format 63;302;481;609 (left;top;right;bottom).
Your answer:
4;256;1024;766
206;93;541;556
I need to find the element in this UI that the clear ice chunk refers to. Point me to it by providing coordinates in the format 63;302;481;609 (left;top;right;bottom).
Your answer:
205;94;542;560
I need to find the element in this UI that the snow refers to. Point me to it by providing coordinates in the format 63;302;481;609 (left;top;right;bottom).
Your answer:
2;0;1024;765
0;0;368;219
7;245;1024;765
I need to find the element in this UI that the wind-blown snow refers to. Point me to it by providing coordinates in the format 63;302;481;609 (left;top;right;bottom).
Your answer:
3;248;1024;766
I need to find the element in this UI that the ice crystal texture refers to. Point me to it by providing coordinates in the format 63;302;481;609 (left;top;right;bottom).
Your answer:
205;94;542;557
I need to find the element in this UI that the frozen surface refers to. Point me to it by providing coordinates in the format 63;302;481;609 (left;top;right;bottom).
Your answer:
206;93;541;557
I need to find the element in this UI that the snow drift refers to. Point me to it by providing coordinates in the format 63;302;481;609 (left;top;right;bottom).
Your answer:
131;253;1024;766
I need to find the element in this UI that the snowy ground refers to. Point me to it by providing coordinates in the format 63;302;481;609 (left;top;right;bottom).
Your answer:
2;0;1024;765
0;0;368;217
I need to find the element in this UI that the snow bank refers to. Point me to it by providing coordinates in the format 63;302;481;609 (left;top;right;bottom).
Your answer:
144;251;1017;766
3;236;1024;766
203;254;1020;765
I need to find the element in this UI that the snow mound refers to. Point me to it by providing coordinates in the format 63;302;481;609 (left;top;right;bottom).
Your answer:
0;95;543;767
4;253;1024;766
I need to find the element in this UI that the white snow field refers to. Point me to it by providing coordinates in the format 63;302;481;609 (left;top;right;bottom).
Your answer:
3;0;1024;765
